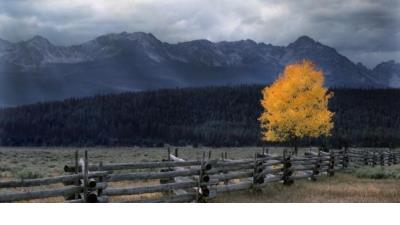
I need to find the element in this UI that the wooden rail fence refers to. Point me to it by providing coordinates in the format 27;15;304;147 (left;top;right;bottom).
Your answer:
1;147;399;203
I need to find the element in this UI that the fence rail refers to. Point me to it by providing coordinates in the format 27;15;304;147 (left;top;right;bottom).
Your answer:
1;147;399;203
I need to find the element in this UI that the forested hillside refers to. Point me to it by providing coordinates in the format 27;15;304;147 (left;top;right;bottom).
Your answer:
0;85;399;147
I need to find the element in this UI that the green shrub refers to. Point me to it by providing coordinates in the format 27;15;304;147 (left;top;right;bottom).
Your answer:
0;165;11;172
354;165;400;179
16;170;43;179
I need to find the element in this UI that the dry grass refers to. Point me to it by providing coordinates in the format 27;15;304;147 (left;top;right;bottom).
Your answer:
0;146;302;180
211;172;400;203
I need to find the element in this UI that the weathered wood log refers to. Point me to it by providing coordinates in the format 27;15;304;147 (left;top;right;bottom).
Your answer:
216;159;281;167
292;165;315;171
0;186;82;202
172;168;194;196
255;176;281;187
169;154;214;171
208;164;254;174
212;171;253;182
104;181;198;196
216;181;253;193
64;160;204;172
0;171;109;188
292;172;313;180
103;179;217;196
259;167;283;176
95;182;107;190
291;156;330;161
107;168;201;182
291;160;323;166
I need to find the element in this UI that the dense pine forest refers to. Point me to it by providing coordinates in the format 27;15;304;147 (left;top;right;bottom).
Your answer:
0;85;399;148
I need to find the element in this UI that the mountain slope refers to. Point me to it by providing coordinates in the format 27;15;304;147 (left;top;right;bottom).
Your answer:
373;60;400;87
0;32;394;106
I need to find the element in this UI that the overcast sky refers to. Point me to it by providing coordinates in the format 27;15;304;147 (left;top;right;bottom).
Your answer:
0;0;398;67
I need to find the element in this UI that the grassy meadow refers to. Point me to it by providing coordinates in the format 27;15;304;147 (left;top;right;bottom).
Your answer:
1;146;400;203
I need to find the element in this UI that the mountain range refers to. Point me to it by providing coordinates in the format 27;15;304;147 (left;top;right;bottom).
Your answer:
0;31;398;106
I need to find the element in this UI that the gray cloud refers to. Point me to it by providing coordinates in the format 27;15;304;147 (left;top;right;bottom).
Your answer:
0;0;398;67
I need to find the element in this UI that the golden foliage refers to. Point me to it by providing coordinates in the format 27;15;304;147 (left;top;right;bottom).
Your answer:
259;60;334;142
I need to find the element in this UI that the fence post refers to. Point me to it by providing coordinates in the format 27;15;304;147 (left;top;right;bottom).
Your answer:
174;148;179;158
197;152;211;203
372;152;377;167
97;161;106;203
380;152;384;166
282;150;293;185
311;151;320;181
363;151;368;166
160;149;173;185
221;152;228;185
252;154;264;192
83;150;89;202
328;150;335;177
342;147;348;169
74;150;80;200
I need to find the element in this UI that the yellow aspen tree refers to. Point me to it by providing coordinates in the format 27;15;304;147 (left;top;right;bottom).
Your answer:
258;60;334;154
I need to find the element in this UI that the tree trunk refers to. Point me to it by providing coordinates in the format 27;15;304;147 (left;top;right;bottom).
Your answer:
294;136;298;156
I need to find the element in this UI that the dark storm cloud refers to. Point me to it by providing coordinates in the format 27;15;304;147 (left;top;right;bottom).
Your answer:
0;0;398;67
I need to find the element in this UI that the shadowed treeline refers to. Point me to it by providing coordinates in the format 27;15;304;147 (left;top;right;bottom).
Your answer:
0;85;399;147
